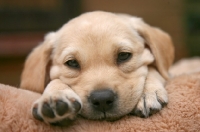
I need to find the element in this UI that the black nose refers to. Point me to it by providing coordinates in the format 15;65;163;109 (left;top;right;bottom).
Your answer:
89;89;116;112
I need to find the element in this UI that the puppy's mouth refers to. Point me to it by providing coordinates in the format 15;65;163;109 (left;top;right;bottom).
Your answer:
79;89;132;121
97;111;121;121
79;111;123;121
79;100;133;121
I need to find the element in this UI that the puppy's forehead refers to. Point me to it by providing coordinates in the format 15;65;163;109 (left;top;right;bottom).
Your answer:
58;12;134;37
54;11;144;59
65;11;126;27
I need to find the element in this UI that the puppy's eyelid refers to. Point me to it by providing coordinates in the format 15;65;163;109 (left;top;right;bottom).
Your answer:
63;56;75;63
117;46;133;55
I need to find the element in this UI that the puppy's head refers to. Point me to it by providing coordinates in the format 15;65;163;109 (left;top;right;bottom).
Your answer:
21;11;174;120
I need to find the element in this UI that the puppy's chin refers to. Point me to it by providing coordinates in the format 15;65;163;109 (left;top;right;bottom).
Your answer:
79;114;123;122
79;110;129;121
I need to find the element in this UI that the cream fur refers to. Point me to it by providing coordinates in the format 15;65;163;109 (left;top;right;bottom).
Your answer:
20;11;174;122
0;70;200;131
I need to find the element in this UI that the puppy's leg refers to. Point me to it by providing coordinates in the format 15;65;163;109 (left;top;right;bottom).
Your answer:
133;67;168;117
32;79;82;126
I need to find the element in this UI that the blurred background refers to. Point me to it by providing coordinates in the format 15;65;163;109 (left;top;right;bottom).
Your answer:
0;0;199;87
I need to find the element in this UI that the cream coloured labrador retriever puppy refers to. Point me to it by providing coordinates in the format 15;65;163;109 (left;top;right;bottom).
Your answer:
21;11;174;125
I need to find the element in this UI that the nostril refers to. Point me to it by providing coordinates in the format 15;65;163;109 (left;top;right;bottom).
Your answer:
106;100;113;105
92;100;113;107
93;101;100;106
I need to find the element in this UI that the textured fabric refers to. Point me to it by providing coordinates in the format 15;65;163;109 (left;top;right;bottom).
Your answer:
0;73;200;132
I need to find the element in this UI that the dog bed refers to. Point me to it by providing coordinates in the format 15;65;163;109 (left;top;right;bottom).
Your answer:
0;59;200;132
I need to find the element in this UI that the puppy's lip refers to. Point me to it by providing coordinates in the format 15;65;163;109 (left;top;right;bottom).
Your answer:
103;115;123;122
78;112;124;121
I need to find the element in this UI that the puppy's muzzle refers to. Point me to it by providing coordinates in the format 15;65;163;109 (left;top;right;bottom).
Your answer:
88;89;117;112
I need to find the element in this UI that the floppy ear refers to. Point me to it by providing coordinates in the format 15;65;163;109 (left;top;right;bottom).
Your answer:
20;32;56;93
130;17;174;80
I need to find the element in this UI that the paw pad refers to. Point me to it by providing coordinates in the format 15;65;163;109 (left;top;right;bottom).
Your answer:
32;107;43;121
32;96;82;126
42;103;55;118
56;100;69;116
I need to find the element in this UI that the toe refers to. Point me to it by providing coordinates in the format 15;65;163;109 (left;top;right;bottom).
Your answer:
32;107;43;121
42;103;55;118
73;100;81;112
132;108;146;118
131;96;148;118
149;108;159;116
56;100;69;116
157;98;168;107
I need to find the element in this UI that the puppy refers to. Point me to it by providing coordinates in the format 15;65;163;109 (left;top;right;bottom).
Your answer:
20;11;174;125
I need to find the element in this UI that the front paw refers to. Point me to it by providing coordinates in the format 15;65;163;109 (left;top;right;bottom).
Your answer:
132;87;168;118
32;89;82;126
